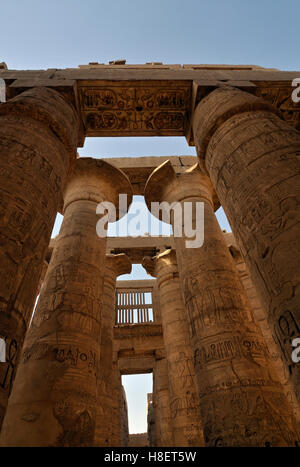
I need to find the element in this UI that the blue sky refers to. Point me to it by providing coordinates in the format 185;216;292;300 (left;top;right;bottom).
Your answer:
1;0;299;71
2;0;299;435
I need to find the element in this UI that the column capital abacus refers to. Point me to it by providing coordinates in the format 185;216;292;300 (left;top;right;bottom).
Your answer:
0;86;82;155
142;255;156;277
144;159;217;214
105;253;132;279
192;85;278;159
142;249;177;278
63;157;133;214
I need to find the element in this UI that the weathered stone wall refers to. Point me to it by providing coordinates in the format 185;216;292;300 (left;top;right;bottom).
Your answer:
128;433;148;447
147;393;156;447
121;386;129;447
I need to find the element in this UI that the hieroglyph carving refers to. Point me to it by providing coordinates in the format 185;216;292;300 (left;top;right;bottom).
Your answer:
79;82;191;136
255;85;300;130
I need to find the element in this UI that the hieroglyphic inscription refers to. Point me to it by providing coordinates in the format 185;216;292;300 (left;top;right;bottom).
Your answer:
274;309;300;379
255;85;300;130
193;336;271;370
22;342;98;377
78;82;191;136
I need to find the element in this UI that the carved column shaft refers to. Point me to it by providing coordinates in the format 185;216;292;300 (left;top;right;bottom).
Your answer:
0;87;80;428
231;246;300;430
110;363;125;446
94;254;131;447
145;161;299;446
193;86;300;404
0;158;132;446
153;356;174;446
147;394;156;447
120;385;129;447
143;251;204;447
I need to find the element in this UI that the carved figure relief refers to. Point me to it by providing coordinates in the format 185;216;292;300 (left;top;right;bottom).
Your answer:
255;86;300;130
79;84;190;136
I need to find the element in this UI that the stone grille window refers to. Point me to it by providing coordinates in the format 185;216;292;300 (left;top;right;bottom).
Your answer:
115;287;154;325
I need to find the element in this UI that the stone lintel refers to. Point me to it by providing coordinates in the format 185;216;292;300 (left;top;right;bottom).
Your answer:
116;280;156;289
1;65;299;142
103;155;197;195
1;66;299;83
48;233;235;266
114;323;164;375
118;356;155;375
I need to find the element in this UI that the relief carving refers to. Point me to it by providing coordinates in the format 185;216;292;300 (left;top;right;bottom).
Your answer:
255;86;300;130
79;84;190;136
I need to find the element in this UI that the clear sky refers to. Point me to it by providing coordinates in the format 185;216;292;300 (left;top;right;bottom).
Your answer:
1;0;299;71
1;0;299;435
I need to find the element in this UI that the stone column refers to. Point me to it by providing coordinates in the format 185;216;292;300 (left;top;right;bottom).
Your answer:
147;393;156;447
0;158;132;446
143;250;205;447
120;385;129;447
110;363;124;446
94;254;131;447
110;372;129;447
0;87;81;427
229;245;300;431
145;160;299;447
153;354;174;446
192;86;300;404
